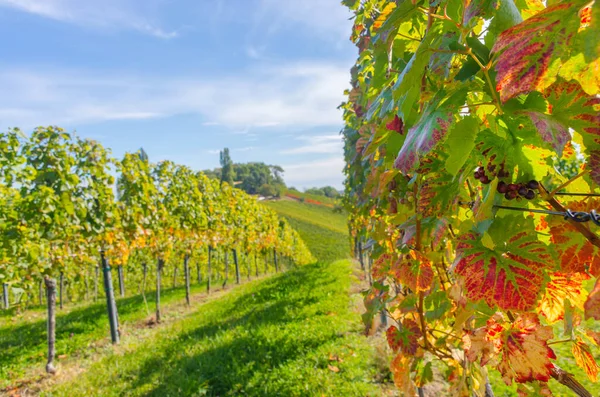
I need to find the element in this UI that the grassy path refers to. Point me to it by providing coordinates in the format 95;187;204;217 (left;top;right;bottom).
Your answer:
0;275;272;392
41;261;382;396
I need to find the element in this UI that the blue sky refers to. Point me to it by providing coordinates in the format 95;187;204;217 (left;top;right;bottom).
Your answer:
0;0;356;189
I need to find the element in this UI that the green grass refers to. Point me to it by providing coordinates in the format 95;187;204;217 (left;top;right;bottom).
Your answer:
46;260;381;396
265;200;348;235
264;200;351;263
0;279;224;386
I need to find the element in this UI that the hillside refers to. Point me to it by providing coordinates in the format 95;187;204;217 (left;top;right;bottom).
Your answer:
264;200;350;263
2;198;389;396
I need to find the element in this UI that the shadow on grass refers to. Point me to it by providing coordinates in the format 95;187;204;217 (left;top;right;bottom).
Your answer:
107;262;349;396
0;282;207;379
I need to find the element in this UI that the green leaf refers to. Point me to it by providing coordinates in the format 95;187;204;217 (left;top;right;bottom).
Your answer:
444;117;479;176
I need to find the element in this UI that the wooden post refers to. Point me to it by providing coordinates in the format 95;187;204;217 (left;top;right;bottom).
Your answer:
39;280;44;306
223;250;230;288
358;241;365;270
156;258;164;323
118;265;125;297
2;283;8;310
255;253;259;277
274;249;279;273
101;252;119;343
44;276;57;374
59;272;64;309
234;249;240;284
207;247;212;294
94;266;99;301
184;255;191;306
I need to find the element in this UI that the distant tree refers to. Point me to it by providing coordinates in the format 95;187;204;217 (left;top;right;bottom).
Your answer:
205;160;286;195
219;148;234;186
321;186;340;198
202;168;221;180
258;183;277;197
304;186;340;198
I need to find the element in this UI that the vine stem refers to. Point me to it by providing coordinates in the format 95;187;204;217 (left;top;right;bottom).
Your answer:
418;292;429;350
551;365;592;397
548;338;573;346
550;170;589;196
540;183;600;249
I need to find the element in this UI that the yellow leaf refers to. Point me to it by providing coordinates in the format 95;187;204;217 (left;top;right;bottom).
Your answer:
572;337;599;382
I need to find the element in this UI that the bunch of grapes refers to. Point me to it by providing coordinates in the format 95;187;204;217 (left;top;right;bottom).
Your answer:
398;191;415;208
474;166;539;201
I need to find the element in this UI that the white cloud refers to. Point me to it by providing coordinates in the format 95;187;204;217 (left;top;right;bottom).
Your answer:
254;0;353;42
282;134;342;154
282;157;345;189
233;146;254;152
0;0;179;38
0;62;350;129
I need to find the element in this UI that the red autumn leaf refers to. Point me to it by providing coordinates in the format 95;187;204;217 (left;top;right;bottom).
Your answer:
492;0;587;102
462;0;498;27
454;232;553;311
537;272;589;323
549;199;600;276
387;319;423;356
386;325;402;353
386;114;404;134
392;250;434;293
572;337;599;381
496;313;556;385
394;102;453;174
584;278;600;320
372;253;393;280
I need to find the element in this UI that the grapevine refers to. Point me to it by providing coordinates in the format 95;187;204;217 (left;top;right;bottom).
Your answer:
341;0;600;395
0;126;313;320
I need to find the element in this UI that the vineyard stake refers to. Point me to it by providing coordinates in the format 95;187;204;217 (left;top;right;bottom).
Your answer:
44;276;56;374
101;251;119;344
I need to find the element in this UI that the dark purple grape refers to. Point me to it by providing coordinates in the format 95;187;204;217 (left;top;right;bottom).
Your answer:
518;186;528;196
505;191;517;200
474;171;481;179
527;180;539;190
480;175;491;184
497;181;508;193
487;163;496;173
524;190;536;200
508;183;519;191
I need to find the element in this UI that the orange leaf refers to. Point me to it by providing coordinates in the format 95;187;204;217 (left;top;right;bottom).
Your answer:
572;337;599;381
391;353;416;396
392;250;434;293
538;272;589;323
463;313;504;366
549;199;600;276
584;278;600;320
327;365;340;373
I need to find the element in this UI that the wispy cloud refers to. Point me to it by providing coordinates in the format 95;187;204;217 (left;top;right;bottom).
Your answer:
0;0;179;39
0;62;350;129
282;134;342;155
253;0;353;42
233;146;255;152
282;156;345;189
